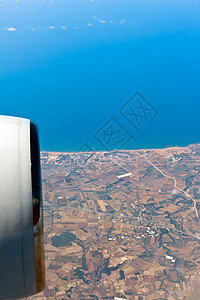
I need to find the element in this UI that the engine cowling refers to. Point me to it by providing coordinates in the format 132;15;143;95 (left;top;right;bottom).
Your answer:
0;115;45;299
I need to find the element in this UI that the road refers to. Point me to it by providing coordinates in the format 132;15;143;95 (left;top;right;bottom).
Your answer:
145;157;200;222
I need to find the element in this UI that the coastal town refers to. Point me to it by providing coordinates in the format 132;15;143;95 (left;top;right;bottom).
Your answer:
27;143;200;299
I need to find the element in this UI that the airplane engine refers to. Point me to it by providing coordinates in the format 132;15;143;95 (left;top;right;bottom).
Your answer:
0;116;45;299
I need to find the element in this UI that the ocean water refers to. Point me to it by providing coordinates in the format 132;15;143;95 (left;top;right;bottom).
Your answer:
0;0;200;152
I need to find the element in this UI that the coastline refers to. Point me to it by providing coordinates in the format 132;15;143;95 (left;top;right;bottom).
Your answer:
40;142;200;155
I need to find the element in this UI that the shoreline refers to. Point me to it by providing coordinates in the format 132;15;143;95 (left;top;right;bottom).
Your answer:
40;142;200;155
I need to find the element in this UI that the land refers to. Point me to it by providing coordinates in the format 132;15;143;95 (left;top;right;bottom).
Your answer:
27;143;200;300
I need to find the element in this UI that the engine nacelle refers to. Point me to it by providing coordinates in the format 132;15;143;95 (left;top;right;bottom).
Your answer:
0;116;45;299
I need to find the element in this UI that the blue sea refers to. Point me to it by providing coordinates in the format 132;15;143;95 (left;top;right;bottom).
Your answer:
0;0;200;152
